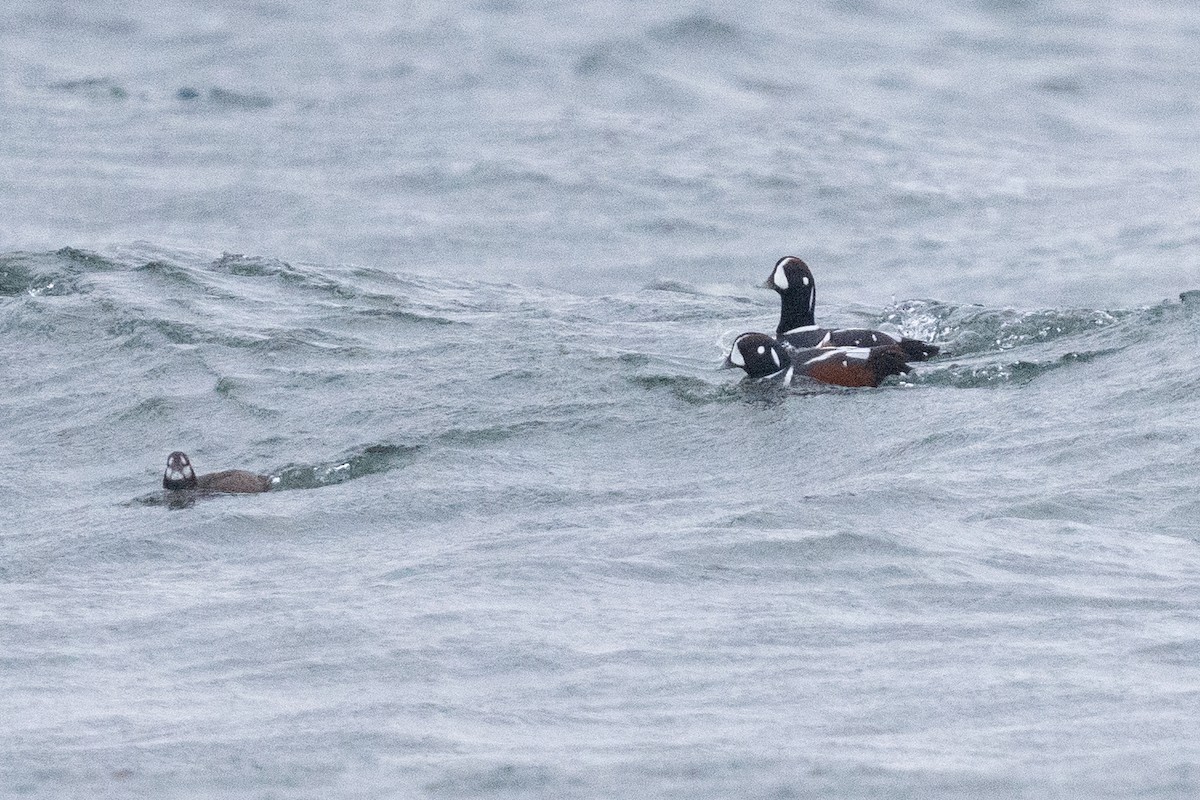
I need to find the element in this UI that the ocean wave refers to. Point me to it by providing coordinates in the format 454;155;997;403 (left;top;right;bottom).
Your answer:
3;246;465;326
719;291;1195;392
0;257;82;298
676;530;921;567
646;13;744;47
625;373;740;405
9;245;1189;398
200;87;274;109
48;76;129;100
275;443;421;490
877;299;1144;355
573;39;648;78
909;347;1124;389
129;442;421;507
0;247;116;296
42;75;275;109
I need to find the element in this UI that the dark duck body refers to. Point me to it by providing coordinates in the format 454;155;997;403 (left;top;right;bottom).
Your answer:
766;256;939;361
162;451;272;494
724;332;911;388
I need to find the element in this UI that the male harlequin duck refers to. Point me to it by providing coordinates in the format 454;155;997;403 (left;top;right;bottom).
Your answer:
724;332;910;388
766;256;939;361
162;451;272;494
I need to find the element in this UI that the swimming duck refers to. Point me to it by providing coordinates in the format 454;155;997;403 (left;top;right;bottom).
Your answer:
162;451;272;494
765;256;939;361
724;332;911;388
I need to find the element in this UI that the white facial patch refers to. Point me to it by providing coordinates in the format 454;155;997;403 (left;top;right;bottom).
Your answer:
729;345;746;367
770;347;780;368
802;276;810;286
772;262;789;291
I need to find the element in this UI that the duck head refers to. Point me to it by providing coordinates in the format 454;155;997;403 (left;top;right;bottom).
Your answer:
724;333;792;379
163;451;198;490
765;255;816;334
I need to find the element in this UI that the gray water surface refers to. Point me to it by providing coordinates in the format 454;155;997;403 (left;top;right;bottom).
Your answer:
4;1;1200;798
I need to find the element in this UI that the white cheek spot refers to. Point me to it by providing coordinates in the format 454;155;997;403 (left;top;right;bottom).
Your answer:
730;346;745;367
870;334;878;343
802;276;810;286
773;264;789;291
770;348;780;367
756;346;766;355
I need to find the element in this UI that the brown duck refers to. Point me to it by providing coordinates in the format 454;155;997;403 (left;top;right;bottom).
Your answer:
162;451;272;493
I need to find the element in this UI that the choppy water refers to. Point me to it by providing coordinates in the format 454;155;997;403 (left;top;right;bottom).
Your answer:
4;1;1200;798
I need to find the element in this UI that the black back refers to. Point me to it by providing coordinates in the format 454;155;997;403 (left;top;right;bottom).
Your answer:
768;256;941;361
779;327;902;349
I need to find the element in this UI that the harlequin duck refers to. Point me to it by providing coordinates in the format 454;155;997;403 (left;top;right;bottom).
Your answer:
724;332;911;388
766;256;939;361
162;451;272;493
